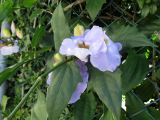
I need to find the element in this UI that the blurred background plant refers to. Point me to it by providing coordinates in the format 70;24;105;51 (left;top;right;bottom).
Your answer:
0;0;160;120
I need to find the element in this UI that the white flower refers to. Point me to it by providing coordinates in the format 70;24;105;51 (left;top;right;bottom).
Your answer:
0;43;19;55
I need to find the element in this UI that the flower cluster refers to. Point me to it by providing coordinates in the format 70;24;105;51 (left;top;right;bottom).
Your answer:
47;25;122;104
0;20;21;56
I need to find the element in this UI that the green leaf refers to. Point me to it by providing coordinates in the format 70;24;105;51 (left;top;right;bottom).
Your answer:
1;95;9;112
145;0;151;4
137;0;145;9
46;61;81;120
73;92;96;120
86;0;106;20
100;110;115;120
121;53;148;94
155;68;160;80
51;4;71;51
30;9;43;21
0;59;31;85
139;18;160;35
40;32;54;48
149;107;160;120
141;5;150;17
32;26;45;48
100;107;129;120
0;0;13;23
25;116;31;120
126;92;155;120
134;80;155;102
91;69;121;119
23;0;37;8
31;90;47;120
107;23;154;47
149;4;157;14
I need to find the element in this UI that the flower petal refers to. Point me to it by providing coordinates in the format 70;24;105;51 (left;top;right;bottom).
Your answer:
90;52;109;71
69;82;87;104
105;34;122;51
76;60;89;83
59;38;77;56
90;42;121;72
115;42;122;51
69;60;89;104
89;40;107;55
74;48;90;62
12;44;19;53
46;72;53;85
60;38;90;62
0;44;19;55
84;26;107;55
84;26;104;43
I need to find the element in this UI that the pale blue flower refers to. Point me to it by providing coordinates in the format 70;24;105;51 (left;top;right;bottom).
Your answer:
47;25;122;104
0;42;19;55
60;26;122;72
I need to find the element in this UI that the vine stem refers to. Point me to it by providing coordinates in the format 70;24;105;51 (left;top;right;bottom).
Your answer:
152;41;156;81
64;0;85;12
5;58;72;120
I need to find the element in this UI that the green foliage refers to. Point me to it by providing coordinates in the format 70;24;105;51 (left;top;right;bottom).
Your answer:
100;110;115;120
134;80;155;102
31;26;45;48
107;24;154;48
31;90;47;120
139;18;160;35
91;69;121;119
1;96;9;113
137;0;158;17
73;92;96;120
137;0;145;9
29;9;43;21
149;107;160;120
22;0;37;8
0;59;31;85
86;0;106;20
155;68;160;80
0;0;13;23
126;92;155;120
51;4;71;51
46;61;81;120
121;53;148;94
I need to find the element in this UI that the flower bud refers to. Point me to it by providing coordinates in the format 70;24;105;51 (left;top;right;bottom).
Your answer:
1;29;11;38
74;24;84;36
53;53;64;65
16;28;23;39
1;20;11;38
11;21;16;36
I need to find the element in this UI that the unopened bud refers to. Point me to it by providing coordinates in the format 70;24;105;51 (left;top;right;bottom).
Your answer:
1;29;11;38
1;20;11;38
11;21;16;36
16;28;23;39
74;24;84;36
53;53;64;64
